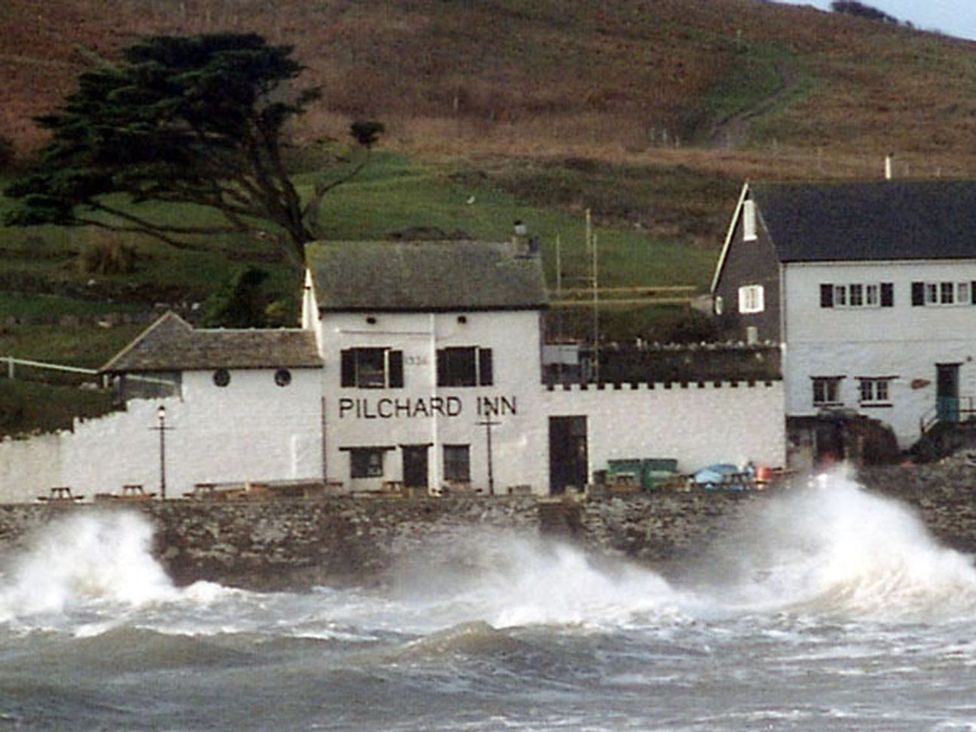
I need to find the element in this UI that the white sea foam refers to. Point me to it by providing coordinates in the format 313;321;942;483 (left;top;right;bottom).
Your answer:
696;467;976;620
3;468;974;637
388;530;691;630
0;510;178;624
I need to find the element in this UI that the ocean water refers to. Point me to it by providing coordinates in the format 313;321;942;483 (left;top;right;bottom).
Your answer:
2;471;976;731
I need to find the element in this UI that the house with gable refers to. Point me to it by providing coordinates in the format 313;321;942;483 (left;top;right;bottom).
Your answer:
301;238;552;494
712;179;976;452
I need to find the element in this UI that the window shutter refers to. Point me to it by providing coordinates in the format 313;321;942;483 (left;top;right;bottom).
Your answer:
820;284;834;308
341;350;355;387
880;282;894;307
911;282;924;307
436;349;447;386
478;348;494;386
388;350;404;388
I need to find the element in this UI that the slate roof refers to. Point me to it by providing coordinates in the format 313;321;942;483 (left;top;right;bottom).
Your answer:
101;312;322;373
305;240;549;312
752;180;976;262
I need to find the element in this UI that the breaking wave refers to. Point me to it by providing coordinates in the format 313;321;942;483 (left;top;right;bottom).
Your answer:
2;467;975;636
693;467;976;621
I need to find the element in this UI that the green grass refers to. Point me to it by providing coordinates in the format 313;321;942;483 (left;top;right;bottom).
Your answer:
0;293;143;318
0;323;146;371
311;154;723;291
0;151;732;432
0;379;115;437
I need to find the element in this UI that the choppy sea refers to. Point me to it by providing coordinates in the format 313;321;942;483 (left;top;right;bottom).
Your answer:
2;470;976;731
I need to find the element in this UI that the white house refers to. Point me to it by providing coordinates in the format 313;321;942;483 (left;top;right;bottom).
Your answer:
711;179;976;451
0;237;787;501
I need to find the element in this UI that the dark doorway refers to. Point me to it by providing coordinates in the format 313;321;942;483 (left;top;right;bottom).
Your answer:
937;363;961;424
402;445;429;490
549;416;588;495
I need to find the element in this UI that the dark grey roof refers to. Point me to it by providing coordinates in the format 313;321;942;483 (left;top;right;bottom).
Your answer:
752;180;976;262
305;240;549;312
101;312;322;373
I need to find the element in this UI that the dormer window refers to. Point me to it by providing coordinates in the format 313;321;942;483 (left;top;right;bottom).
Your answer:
742;199;757;242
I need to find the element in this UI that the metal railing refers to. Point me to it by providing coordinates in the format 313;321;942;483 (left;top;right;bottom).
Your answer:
2;356;98;380
919;396;976;435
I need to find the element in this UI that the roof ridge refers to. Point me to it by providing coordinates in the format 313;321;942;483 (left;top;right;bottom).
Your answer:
100;311;191;372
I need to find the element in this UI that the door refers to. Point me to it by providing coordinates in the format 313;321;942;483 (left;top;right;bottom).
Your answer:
937;364;961;424
549;416;588;495
402;445;429;490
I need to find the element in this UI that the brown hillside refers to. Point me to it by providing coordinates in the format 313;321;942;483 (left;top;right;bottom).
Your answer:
3;0;976;180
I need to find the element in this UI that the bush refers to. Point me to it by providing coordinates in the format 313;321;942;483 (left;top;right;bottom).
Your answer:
830;1;900;25
78;237;137;275
202;266;270;328
0;135;16;174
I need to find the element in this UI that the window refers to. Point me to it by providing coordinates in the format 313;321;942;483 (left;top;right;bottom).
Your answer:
350;448;386;479
820;282;893;308
812;377;843;407
858;377;893;406
742;199;757;242
912;281;976;307
437;347;493;387
443;444;471;482
738;285;764;314
274;368;291;387
341;348;404;388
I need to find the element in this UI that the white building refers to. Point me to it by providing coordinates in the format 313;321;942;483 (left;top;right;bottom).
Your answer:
0;238;787;501
711;179;976;451
302;239;784;496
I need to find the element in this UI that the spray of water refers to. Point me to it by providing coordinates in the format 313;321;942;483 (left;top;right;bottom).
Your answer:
690;467;976;620
2;469;974;636
0;510;178;623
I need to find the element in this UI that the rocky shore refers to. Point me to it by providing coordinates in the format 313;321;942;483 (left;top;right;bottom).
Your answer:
1;460;975;591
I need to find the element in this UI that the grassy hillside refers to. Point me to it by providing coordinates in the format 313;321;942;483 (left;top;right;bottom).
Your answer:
5;0;976;171
3;0;976;433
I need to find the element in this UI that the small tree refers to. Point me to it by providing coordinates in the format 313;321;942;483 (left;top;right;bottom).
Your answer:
4;33;381;269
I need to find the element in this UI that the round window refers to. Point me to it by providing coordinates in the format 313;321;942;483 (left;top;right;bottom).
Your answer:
274;368;292;387
213;368;231;387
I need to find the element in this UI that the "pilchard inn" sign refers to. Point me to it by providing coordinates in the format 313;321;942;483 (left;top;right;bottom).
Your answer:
338;395;517;420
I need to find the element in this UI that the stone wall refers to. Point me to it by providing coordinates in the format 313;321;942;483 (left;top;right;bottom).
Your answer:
1;462;974;591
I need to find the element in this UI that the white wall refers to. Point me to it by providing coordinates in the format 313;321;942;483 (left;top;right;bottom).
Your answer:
0;367;323;502
320;309;548;491
544;380;786;478
784;261;976;447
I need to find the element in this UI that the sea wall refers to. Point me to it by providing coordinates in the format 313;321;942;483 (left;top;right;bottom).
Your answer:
0;462;975;590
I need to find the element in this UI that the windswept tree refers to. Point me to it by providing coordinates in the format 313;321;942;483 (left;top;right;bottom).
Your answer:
4;33;381;268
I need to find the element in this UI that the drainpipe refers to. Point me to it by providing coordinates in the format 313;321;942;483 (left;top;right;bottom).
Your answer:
429;313;440;491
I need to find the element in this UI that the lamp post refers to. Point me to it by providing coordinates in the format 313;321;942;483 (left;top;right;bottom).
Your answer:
153;405;169;500
476;417;501;496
